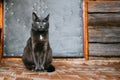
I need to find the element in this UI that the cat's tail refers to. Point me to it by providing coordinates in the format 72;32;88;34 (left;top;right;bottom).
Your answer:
46;64;55;72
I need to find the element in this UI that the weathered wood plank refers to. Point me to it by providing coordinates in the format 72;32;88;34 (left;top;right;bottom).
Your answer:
89;37;120;43
0;0;2;28
0;0;3;61
88;13;120;42
88;1;120;57
88;0;120;1
89;43;120;56
88;14;120;26
88;1;120;12
89;26;120;42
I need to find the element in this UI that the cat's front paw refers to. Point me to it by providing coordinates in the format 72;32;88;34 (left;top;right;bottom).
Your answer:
35;68;44;72
34;67;44;72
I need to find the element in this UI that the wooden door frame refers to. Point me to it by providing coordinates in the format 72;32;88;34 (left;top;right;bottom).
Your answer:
0;0;4;60
83;0;89;60
0;0;89;60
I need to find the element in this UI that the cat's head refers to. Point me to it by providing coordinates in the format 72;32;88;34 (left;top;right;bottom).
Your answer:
32;12;49;31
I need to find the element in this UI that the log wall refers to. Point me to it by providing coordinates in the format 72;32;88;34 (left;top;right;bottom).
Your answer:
88;1;120;56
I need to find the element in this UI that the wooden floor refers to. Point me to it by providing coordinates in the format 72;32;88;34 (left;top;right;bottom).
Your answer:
0;58;120;80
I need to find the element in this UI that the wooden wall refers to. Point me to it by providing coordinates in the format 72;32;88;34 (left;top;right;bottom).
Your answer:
88;1;120;57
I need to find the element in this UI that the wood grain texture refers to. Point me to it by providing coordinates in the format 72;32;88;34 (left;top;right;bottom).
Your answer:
0;0;2;28
89;43;120;56
0;0;3;61
88;0;120;1
88;14;120;42
88;14;120;26
83;0;89;60
88;1;120;12
89;26;120;42
88;1;120;57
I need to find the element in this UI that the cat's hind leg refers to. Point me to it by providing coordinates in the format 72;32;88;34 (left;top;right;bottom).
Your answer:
45;64;55;72
22;58;35;70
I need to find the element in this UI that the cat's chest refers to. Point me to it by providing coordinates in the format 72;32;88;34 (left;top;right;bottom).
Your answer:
32;32;47;41
40;35;44;40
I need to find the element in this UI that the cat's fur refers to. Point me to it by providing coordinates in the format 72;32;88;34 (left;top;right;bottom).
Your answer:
22;12;55;72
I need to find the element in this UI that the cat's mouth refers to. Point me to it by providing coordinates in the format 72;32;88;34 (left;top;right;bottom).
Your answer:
32;28;48;33
38;28;48;32
38;29;44;31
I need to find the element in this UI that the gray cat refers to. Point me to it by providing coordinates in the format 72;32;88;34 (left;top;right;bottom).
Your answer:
22;12;55;72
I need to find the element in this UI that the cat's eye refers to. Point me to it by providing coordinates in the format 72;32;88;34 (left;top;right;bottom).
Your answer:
36;22;39;25
43;22;46;25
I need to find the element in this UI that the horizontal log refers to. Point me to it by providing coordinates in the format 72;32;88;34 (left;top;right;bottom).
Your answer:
88;1;120;12
88;1;120;57
89;37;120;43
88;13;120;42
89;43;120;56
89;26;120;42
88;0;120;1
88;14;120;26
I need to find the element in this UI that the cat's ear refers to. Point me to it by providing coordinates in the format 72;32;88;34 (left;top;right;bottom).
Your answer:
44;14;50;21
32;12;38;21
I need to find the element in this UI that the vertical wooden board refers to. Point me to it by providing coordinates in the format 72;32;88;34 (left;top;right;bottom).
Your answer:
0;0;2;28
83;0;89;60
0;0;3;60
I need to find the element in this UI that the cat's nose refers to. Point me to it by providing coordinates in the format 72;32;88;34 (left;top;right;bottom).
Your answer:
41;26;44;28
40;26;42;28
